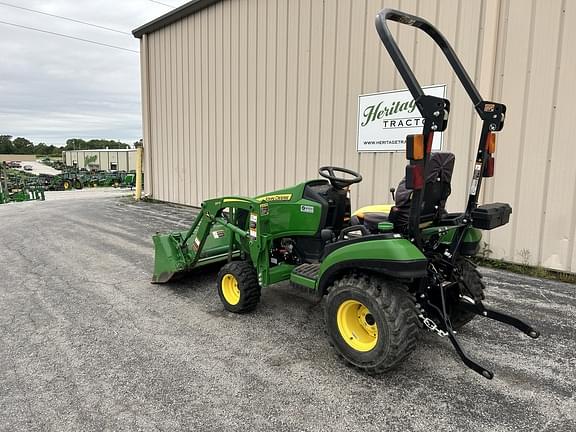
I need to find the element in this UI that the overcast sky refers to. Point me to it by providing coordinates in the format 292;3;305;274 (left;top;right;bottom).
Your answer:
0;0;189;146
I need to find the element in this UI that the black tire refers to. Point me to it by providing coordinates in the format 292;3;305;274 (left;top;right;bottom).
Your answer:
73;179;83;189
325;275;419;374
217;261;261;313
449;259;486;329
62;180;71;190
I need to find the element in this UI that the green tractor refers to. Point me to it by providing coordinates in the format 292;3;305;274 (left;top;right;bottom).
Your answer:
151;8;539;379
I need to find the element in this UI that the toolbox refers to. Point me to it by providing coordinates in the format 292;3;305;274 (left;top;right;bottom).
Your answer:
471;203;512;230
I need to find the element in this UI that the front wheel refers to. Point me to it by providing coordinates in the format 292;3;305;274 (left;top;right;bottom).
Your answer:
217;261;261;313
325;275;419;374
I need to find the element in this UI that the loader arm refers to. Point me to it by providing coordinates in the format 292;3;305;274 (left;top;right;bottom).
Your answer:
152;196;271;284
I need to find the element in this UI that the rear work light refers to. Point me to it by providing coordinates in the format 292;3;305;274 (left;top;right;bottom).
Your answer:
484;156;495;177
406;162;425;190
486;132;496;154
483;132;496;177
406;134;424;160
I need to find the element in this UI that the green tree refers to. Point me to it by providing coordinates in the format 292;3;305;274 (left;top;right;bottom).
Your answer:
0;135;14;154
13;137;34;154
65;138;87;150
46;144;58;156
35;143;49;155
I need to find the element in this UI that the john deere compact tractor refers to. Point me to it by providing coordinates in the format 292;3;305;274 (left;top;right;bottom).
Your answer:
152;9;539;379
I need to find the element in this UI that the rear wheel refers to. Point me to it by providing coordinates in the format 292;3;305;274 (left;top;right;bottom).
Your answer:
217;261;261;313
449;259;486;329
325;275;419;374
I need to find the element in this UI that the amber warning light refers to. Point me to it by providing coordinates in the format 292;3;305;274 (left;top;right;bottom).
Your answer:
484;132;496;177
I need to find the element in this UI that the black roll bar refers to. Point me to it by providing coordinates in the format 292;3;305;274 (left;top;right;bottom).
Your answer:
375;9;482;114
374;8;507;250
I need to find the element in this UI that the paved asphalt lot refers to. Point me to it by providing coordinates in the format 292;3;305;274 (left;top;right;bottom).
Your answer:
1;190;574;431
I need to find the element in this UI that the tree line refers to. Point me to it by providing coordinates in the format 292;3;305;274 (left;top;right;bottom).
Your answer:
0;135;132;156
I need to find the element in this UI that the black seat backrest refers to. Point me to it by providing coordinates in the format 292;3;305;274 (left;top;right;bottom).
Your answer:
390;152;455;228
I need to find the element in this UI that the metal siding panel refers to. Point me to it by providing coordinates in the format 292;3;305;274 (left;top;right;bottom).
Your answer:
186;16;197;205
330;0;353;170
169;24;178;203
274;0;288;191
200;11;209;202
160;28;169;202
508;0;562;267
148;34;156;197
255;0;267;196
453;0;484;211
264;0;278;191
140;35;152;195
229;0;240;195
193;14;203;204
305;0;325;182
540;0;575;271
215;2;224;197
222;4;232;197
317;2;337;181
182;18;191;205
294;0;312;186
152;33;162;200
345;0;368;210
237;0;248;194
175;20;184;204
489;0;534;260
356;0;385;208
247;0;258;196
373;0;401;205
283;0;299;187
208;7;217;199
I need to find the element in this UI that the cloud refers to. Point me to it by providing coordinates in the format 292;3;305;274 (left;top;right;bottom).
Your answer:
0;0;185;146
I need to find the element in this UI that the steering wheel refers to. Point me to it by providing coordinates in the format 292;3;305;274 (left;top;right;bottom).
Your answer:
318;166;362;189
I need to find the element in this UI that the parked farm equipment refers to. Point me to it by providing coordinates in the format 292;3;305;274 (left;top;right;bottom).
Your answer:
0;163;45;204
150;8;539;379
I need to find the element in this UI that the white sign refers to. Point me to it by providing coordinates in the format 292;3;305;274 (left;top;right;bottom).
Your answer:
356;84;446;152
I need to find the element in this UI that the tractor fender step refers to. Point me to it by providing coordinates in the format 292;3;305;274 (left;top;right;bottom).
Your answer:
290;263;320;291
292;263;321;279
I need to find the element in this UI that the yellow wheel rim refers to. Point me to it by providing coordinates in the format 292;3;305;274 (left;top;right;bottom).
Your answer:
221;274;240;306
63;181;70;190
336;299;378;352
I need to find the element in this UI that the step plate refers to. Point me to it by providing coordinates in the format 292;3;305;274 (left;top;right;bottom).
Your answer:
292;263;320;280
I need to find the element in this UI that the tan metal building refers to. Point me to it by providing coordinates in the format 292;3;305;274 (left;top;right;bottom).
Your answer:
63;149;137;171
133;0;576;273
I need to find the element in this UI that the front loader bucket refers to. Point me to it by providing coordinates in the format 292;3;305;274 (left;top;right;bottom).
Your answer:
152;232;190;283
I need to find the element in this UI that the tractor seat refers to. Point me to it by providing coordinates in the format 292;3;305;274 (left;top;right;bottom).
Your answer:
351;204;393;232
352;152;456;233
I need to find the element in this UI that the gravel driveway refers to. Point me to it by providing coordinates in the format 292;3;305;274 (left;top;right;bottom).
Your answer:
0;191;574;431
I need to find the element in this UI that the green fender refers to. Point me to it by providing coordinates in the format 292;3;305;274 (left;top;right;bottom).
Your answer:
316;237;427;293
